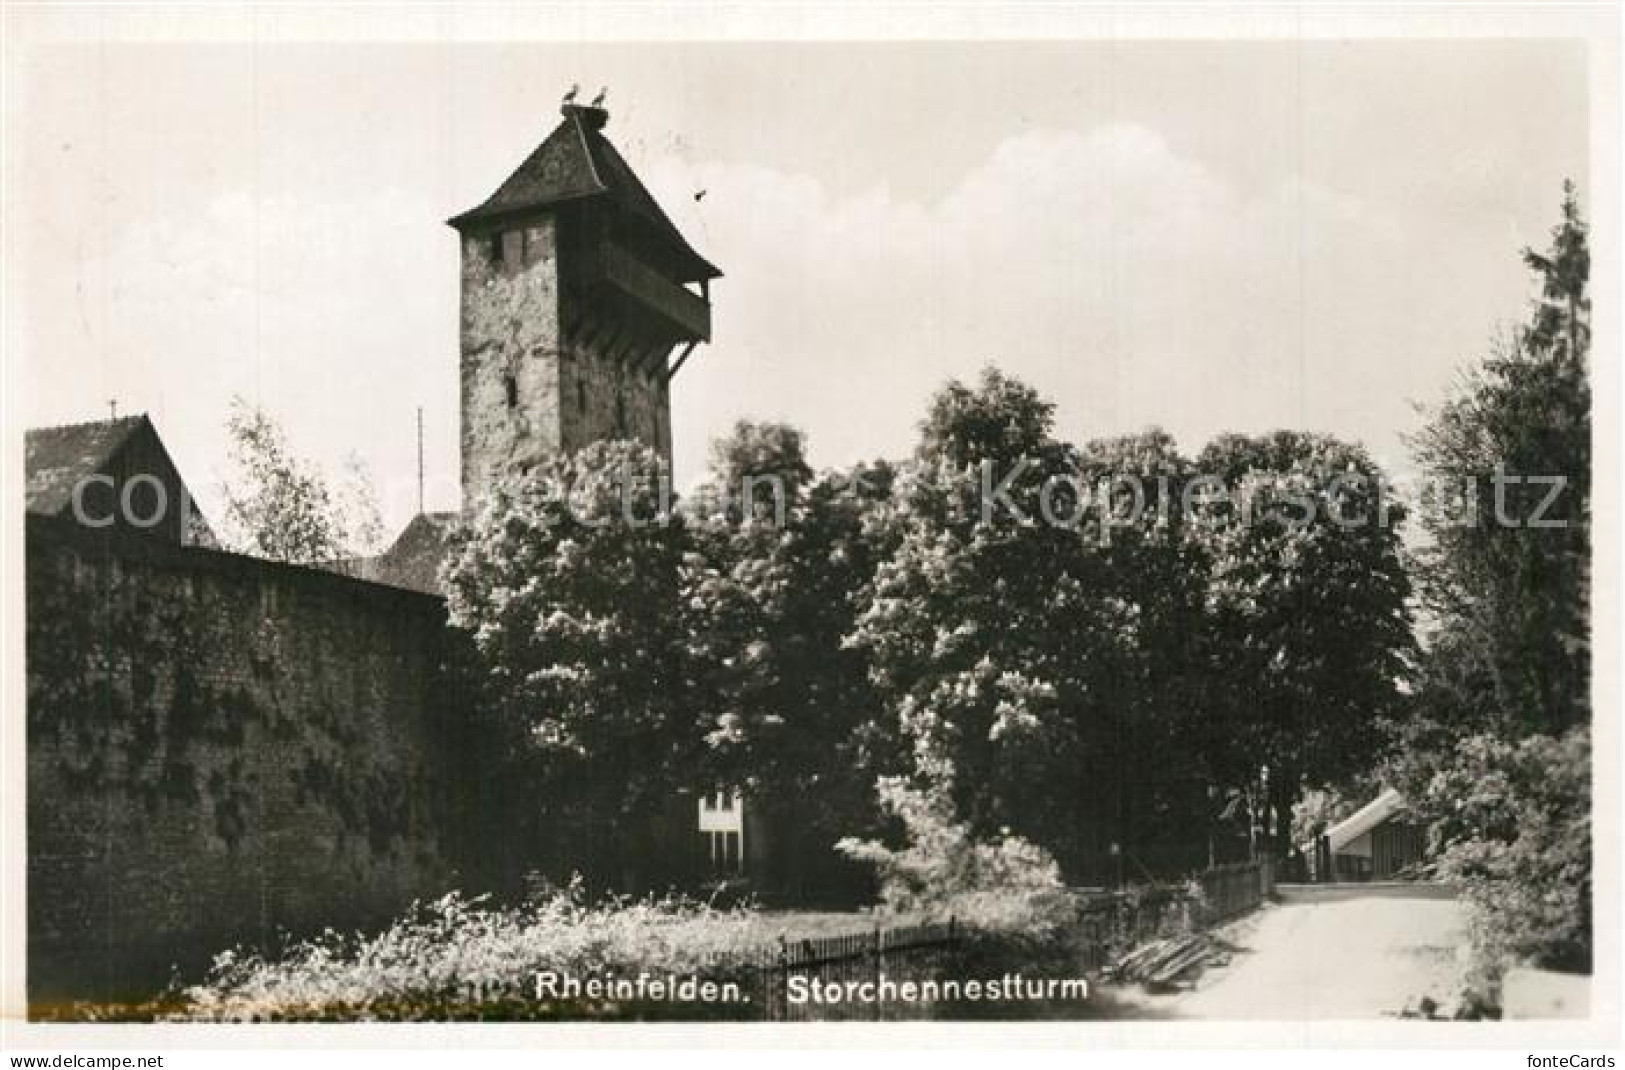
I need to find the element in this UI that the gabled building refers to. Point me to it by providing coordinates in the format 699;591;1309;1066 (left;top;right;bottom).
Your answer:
25;414;214;546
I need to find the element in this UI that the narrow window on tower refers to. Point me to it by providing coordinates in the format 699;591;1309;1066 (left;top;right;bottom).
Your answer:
488;232;504;267
615;392;627;435
577;379;588;416
504;374;518;409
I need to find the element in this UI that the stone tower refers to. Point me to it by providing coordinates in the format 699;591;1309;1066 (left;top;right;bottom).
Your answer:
449;102;720;515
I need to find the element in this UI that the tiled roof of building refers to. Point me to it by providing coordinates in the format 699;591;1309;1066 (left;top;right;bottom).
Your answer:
340;510;459;596
448;104;721;282
25;415;148;515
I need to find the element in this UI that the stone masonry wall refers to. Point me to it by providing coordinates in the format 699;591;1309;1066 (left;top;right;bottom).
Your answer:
26;515;461;1006
459;218;563;515
559;324;672;467
460;214;678;511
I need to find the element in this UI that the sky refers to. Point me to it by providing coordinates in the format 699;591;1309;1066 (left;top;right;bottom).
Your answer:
11;40;1589;535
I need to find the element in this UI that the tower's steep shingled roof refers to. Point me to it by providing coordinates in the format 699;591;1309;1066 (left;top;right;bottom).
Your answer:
25;415;148;515
448;105;720;282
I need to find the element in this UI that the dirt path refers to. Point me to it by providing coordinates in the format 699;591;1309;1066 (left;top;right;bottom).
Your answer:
1110;890;1469;1020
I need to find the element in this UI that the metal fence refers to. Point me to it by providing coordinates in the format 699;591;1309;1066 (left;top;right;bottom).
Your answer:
756;919;961;1021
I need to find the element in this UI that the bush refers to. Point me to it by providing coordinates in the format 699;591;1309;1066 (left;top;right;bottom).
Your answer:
1398;726;1590;1002
835;776;1072;936
168;880;780;1022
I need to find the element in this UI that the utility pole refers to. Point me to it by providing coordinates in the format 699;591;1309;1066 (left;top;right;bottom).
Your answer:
108;399;118;420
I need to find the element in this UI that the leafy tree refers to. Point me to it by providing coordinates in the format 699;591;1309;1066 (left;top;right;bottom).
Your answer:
692;420;815;526
917;368;1055;466
1190;432;1413;858
218;397;382;566
1072;430;1217;868
334;454;386;559
442;440;697;890
849;368;1135;873
685;421;897;895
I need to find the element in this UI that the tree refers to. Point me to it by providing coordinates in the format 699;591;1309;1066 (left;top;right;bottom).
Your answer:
218;397;382;566
1523;181;1590;364
1190;432;1413;858
1407;182;1590;738
849;368;1136;874
1072;430;1217;868
442;440;698;890
685;421;896;895
1390;185;1592;997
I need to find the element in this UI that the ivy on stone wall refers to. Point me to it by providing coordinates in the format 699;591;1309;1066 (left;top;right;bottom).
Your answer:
26;535;434;858
27;553;264;847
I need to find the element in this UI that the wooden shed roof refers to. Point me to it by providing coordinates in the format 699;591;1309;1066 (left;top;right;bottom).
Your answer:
1325;788;1409;853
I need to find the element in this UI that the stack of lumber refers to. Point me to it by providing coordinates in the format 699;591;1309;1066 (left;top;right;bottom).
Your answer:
1106;933;1224;988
